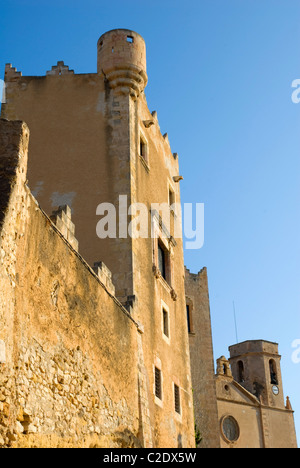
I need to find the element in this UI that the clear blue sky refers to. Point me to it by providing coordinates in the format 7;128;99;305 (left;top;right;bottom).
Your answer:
1;0;299;445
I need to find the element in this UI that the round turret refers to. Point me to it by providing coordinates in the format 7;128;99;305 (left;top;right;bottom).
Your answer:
97;29;148;99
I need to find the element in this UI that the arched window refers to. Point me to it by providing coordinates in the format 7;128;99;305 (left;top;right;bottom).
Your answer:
269;359;278;385
237;360;245;383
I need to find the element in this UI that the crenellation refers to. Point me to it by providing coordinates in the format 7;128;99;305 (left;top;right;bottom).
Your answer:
92;261;115;296
5;64;22;80
46;61;74;76
50;205;78;252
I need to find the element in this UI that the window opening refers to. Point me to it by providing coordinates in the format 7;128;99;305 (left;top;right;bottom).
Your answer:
237;360;245;383
158;242;166;280
169;187;175;207
155;367;162;400
186;304;191;333
174;384;181;414
269;360;278;385
163;308;169;337
140;136;147;161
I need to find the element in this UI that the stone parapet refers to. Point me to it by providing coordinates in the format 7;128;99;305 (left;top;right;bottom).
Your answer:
93;261;115;296
50;205;79;252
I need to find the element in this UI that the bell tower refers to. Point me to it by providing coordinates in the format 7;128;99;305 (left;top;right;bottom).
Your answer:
229;340;285;408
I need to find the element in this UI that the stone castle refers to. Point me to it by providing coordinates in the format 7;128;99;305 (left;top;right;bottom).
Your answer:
0;29;297;448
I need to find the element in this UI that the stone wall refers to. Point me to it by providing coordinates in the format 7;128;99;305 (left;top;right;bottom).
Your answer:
0;339;139;448
0;119;147;448
0;28;197;448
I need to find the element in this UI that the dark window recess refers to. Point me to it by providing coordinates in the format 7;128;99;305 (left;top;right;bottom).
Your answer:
269;360;278;385
163;309;169;337
174;384;181;414
186;305;191;333
158;243;166;280
238;360;245;383
155;367;162;400
140;138;147;159
127;36;134;43
169;188;175;207
222;416;239;442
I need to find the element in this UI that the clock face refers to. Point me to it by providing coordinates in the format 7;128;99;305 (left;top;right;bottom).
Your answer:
272;385;279;395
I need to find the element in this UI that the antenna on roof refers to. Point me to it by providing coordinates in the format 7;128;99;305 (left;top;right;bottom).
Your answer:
233;300;239;344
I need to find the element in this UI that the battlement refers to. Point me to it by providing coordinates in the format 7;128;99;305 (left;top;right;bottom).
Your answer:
46;61;74;76
50;205;79;252
92;261;115;296
185;266;207;281
0;119;29;229
5;64;22;80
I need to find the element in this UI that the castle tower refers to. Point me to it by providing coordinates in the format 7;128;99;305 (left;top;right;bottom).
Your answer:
185;267;220;448
229;340;285;408
1;29;195;448
97;29;148;99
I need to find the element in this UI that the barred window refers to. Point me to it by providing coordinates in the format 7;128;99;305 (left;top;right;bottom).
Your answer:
155;367;162;400
174;384;181;414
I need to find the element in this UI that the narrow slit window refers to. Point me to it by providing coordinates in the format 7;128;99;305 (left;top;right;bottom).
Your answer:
186;304;191;333
140;136;147;161
238;360;245;383
155;367;162;400
163;309;169;338
174;384;181;414
158;242;166;280
169;187;175;207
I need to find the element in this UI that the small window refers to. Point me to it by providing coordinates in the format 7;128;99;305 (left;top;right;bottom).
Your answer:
127;35;134;43
186;304;191;333
186;300;194;334
174;384;181;414
158;242;166;280
163;308;169;338
169;187;175;208
140;136;147;161
237;360;245;383
155;367;162;400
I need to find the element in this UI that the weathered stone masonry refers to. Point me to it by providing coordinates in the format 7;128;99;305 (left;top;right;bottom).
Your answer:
1;29;196;449
0;119;151;448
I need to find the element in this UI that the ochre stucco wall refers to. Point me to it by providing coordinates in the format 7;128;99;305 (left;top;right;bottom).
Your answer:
0;119;144;448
